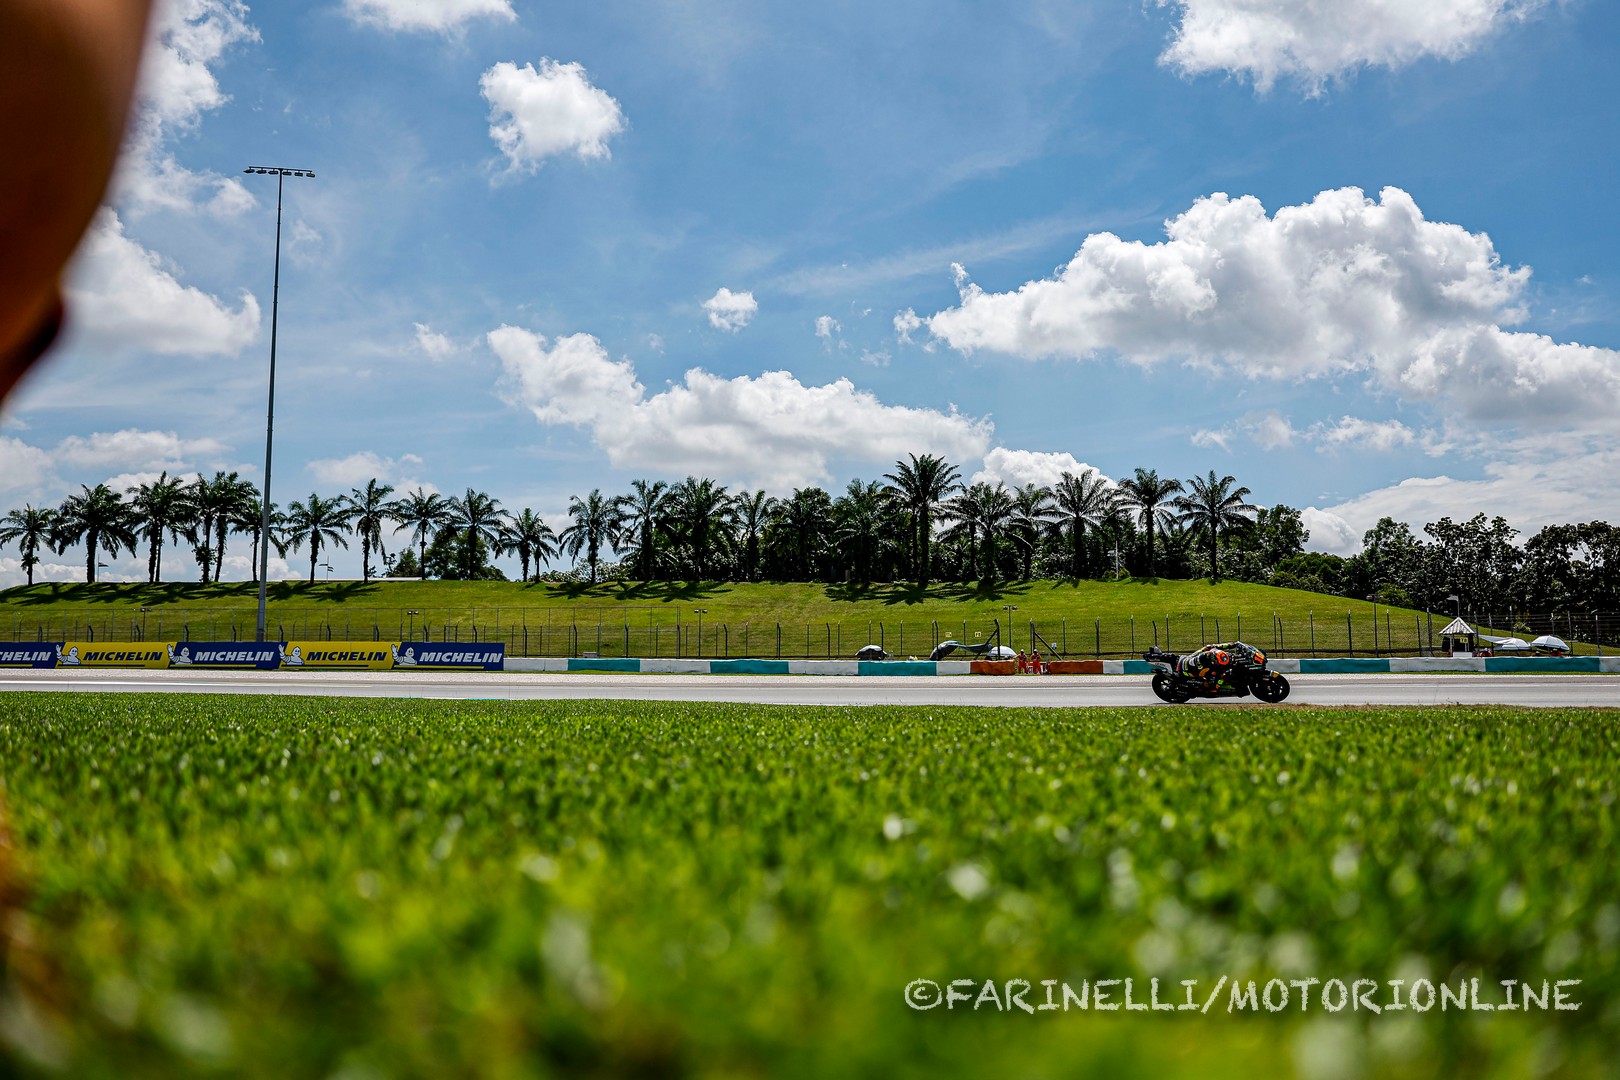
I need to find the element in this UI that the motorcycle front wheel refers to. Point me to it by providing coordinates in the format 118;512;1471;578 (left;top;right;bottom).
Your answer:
1252;673;1290;703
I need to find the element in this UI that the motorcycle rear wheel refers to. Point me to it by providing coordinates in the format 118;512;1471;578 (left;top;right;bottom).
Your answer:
1151;673;1177;702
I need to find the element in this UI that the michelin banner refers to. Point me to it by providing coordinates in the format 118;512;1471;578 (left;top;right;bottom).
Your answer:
0;644;59;668
277;642;506;670
0;640;507;671
391;642;505;671
278;642;396;670
54;643;170;668
165;642;283;670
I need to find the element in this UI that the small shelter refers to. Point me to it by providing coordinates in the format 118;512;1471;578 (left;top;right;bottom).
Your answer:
1438;617;1476;656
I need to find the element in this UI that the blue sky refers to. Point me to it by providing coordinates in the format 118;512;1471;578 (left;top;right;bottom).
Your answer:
3;0;1617;583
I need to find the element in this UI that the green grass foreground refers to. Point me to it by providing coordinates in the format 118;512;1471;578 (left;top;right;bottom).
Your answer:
1;696;1616;1078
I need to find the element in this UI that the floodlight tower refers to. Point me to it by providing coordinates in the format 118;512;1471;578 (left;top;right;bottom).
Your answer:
243;166;315;642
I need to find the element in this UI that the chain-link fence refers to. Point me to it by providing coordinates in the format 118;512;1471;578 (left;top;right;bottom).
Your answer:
3;606;1616;659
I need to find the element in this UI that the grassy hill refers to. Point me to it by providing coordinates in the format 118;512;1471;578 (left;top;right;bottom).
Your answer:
0;577;1470;658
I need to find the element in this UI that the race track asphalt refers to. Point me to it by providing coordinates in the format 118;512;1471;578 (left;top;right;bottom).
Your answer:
1;669;1616;708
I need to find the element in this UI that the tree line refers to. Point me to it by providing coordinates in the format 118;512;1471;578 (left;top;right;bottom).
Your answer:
1;455;1615;613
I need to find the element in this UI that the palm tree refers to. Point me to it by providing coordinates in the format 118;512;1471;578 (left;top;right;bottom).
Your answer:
502;508;558;583
976;483;1015;582
1117;468;1184;577
283;493;353;583
1009;483;1057;580
883;453;960;587
769;487;833;580
560;489;620;584
391;488;449;580
236;497;287;584
1173;471;1258;583
54;484;139;583
344;479;397;582
668;476;732;580
212;473;258;582
731;489;774;583
0;505;56;585
126;471;193;583
1051;470;1115;580
446;489;505;579
941;481;1014;582
187;471;252;583
614;479;670;582
833;480;888;585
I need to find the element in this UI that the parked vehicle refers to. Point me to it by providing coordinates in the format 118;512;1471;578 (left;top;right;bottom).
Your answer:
1142;641;1290;703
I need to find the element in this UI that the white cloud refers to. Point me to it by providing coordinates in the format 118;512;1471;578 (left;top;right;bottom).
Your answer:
1156;0;1548;91
815;315;842;342
703;288;758;332
0;438;55;500
924;187;1620;432
53;428;228;472
859;349;891;367
972;448;1111;490
489;327;992;490
1299;507;1360;556
1305;432;1620;556
414;323;458;359
0;557;85;589
481;60;626;173
1192;410;1297;452
1311;415;1418;453
894;308;925;346
306;451;431;492
343;0;515;33
67;210;261;356
119;0;260;216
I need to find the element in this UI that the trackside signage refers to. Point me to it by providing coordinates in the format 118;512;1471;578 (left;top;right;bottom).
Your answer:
391;642;504;671
2;641;506;672
166;642;282;670
55;643;168;668
279;641;396;670
0;645;59;668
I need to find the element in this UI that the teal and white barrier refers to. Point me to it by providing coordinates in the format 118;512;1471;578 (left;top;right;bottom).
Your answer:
507;656;1620;675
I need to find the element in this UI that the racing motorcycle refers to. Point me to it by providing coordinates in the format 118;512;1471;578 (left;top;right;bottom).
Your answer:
1142;641;1290;703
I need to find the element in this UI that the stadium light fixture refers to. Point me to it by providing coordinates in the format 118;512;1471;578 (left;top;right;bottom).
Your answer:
243;166;315;642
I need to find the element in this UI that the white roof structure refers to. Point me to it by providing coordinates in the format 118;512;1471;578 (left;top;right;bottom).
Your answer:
1438;617;1474;637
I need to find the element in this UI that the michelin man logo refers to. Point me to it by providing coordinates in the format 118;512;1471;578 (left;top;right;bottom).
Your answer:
281;644;305;667
57;645;81;666
391;644;418;667
168;644;194;666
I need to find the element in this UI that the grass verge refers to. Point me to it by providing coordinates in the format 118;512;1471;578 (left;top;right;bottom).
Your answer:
1;695;1615;1077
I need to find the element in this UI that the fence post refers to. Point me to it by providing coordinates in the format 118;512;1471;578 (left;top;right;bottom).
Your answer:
1346;612;1353;656
776;623;781;659
1130;616;1135;656
1094;618;1100;659
1236;613;1241;642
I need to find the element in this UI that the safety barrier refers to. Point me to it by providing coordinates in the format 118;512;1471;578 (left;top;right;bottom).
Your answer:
8;643;1615;676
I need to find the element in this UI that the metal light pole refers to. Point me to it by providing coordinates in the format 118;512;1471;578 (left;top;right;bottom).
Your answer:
694;608;708;658
244;166;314;642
